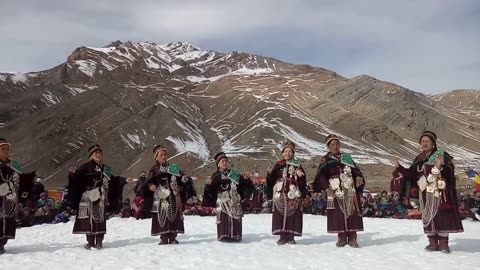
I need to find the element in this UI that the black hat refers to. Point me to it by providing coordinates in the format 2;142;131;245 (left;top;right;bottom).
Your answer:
325;134;340;146
215;152;227;165
419;131;437;144
153;144;168;159
88;144;102;157
281;141;296;153
0;138;10;147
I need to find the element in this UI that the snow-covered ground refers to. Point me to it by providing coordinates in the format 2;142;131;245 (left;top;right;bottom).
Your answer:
2;215;479;270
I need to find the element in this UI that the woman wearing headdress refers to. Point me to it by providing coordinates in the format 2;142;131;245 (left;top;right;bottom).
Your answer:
266;141;307;245
143;144;188;245
313;134;365;248
202;152;251;242
390;131;463;253
0;138;36;255
68;144;135;249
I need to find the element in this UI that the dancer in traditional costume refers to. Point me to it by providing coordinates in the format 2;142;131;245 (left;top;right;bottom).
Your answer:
0;138;35;255
143;145;187;245
266;141;307;245
68;144;135;249
390;131;463;253
202;152;250;242
313;134;365;248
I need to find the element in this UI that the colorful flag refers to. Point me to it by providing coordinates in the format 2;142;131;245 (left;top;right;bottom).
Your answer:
465;170;477;179
475;174;480;185
475;174;480;191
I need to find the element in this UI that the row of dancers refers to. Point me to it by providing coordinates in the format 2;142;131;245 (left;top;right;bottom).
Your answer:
0;131;464;254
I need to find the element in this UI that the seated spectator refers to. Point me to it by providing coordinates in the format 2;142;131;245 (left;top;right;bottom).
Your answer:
407;198;422;219
302;195;312;214
52;210;71;224
361;196;374;217
37;192;53;208
260;200;272;214
132;196;144;220
33;204;54;225
312;192;326;215
470;191;480;221
376;191;391;217
391;196;407;219
17;203;35;228
457;201;469;220
120;199;132;218
409;187;419;199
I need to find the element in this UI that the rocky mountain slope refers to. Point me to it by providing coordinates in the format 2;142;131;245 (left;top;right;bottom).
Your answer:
1;41;479;188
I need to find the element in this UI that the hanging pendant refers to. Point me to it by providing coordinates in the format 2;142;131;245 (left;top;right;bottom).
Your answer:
87;188;101;201
275;181;283;192
418;176;427;191
287;165;295;176
329;178;340;191
161;200;170;209
437;179;446;189
0;183;9;196
6;192;16;200
426;174;436;183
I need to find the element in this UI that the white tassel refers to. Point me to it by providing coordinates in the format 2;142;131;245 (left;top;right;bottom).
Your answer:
420;191;440;227
326;197;335;209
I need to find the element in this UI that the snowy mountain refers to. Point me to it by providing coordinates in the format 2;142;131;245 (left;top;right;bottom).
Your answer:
1;41;479;187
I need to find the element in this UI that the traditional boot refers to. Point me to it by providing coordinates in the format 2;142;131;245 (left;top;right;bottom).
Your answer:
425;235;439;252
84;235;95;250
95;234;104;249
276;234;287;245
348;232;359;248
438;236;451;254
232;237;242;243
336;232;347;247
169;233;179;244
0;238;7;255
286;233;296;245
159;235;169;245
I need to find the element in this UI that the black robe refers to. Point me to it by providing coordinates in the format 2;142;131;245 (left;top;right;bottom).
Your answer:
143;163;186;236
0;160;35;240
251;184;266;211
67;160;126;235
134;175;148;197
313;153;364;233
266;159;307;236
202;170;250;241
397;150;463;234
